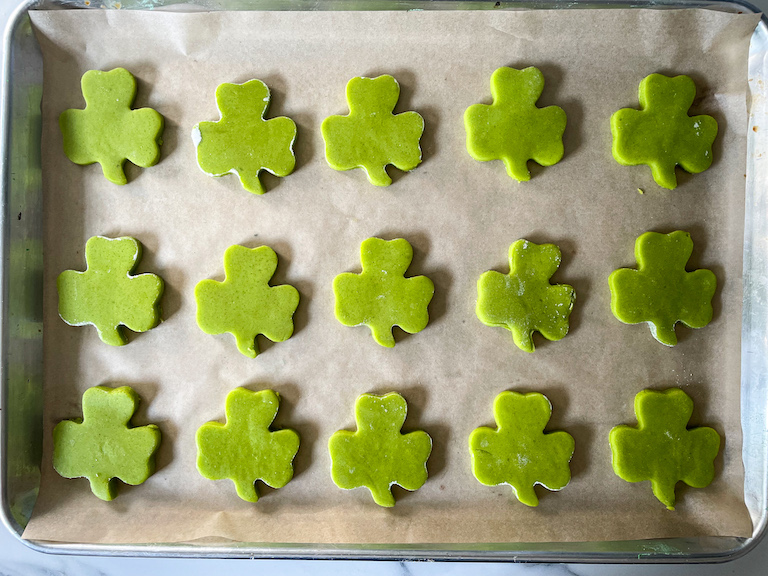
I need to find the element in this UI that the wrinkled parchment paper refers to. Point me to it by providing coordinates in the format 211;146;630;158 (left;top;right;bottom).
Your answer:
24;8;758;544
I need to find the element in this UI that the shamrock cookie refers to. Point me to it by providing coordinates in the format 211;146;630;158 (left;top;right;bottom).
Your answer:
53;386;161;501
476;240;575;352
59;68;164;185
321;75;424;186
333;237;434;347
57;236;164;346
610;388;720;510
196;388;300;502
464;66;566;182
609;231;716;346
611;74;718;189
469;391;575;506
192;79;297;194
329;392;432;507
195;245;300;358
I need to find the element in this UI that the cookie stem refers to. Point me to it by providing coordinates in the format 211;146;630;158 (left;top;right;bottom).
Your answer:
365;164;392;187
234;478;259;503
236;334;258;358
371;325;396;348
239;171;266;195
652;323;678;347
514;483;540;507
511;327;535;354
503;156;530;182
100;160;128;186
97;325;127;347
88;475;116;501
652;478;677;510
370;483;396;507
650;160;678;190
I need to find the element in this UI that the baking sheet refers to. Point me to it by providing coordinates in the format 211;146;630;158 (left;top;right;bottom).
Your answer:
21;8;757;544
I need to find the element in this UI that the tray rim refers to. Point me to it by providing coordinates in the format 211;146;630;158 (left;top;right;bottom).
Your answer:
2;0;767;563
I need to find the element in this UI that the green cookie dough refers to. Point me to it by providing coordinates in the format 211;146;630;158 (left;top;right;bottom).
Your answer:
464;66;566;182
193;79;297;195
321;75;425;186
196;388;300;502
328;392;432;507
333;237;434;347
609;231;716;346
57;236;164;346
469;391;574;507
610;388;721;510
611;74;718;189
59;68;164;185
195;245;300;358
53;386;161;501
476;240;575;353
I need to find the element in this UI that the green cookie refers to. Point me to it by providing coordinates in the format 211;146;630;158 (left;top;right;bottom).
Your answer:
57;236;164;346
53;386;161;501
610;388;721;510
609;231;716;346
611;74;718;189
321;75;425;186
195;245;300;358
464;66;566;182
476;240;575;353
329;392;432;507
196;388;300;502
469;391;575;507
60;68;164;185
333;237;434;347
193;79;297;195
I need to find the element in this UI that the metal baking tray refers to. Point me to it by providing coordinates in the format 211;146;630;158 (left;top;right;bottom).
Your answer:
1;0;766;562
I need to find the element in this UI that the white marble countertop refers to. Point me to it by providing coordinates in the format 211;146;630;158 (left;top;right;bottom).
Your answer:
2;0;767;573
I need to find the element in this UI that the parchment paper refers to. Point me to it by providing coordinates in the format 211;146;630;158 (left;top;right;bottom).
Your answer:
23;8;758;544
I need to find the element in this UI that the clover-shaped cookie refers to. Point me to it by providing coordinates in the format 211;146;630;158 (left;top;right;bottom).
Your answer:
321;75;425;186
59;68;164;184
53;386;161;501
329;392;432;507
464;66;566;182
469;391;575;506
195;245;300;358
609;231;716;346
610;388;720;510
333;237;434;347
57;236;164;346
196;388;300;502
476;240;575;352
611;74;718;189
193;79;297;195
